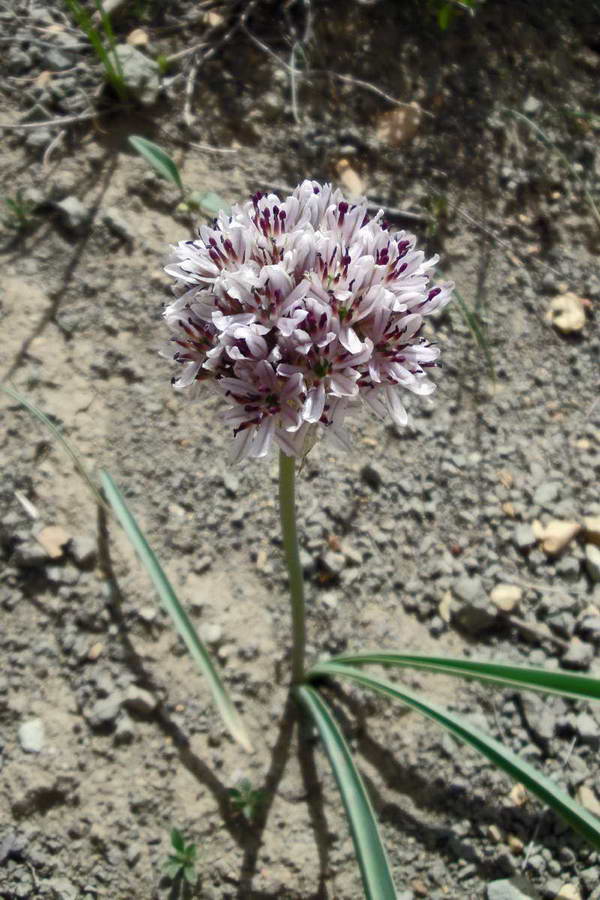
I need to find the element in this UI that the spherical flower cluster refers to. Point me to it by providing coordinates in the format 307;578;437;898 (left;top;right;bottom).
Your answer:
162;180;453;462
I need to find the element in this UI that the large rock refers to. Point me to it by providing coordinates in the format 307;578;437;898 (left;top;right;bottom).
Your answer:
56;196;89;233
86;694;122;729
539;520;581;557
514;524;536;551
452;576;497;634
561;638;594;671
545;292;587;334
487;877;541;900
111;44;160;105
123;685;157;716
583;516;600;545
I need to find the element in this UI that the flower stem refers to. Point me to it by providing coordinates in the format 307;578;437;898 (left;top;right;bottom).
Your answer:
278;450;306;684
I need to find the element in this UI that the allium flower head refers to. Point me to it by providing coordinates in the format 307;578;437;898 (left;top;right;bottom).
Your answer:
162;180;453;462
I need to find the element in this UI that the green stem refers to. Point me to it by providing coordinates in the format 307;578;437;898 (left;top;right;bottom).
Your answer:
278;451;306;683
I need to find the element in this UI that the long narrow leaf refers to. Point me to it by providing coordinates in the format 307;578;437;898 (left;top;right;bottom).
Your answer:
310;663;600;850
93;0;124;83
65;0;126;99
296;685;397;900
326;652;600;704
453;285;495;380
2;384;107;509
100;471;252;753
129;136;183;192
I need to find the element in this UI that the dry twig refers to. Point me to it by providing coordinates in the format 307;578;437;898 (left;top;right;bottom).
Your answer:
165;40;208;65
243;27;426;115
317;70;434;116
0;110;99;130
42;128;66;168
183;55;200;128
501;612;569;651
188;141;238;154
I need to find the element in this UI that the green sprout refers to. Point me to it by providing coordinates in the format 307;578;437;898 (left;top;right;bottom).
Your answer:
64;0;127;101
2;190;36;233
163;828;198;885
428;0;482;30
227;777;265;823
128;135;231;218
425;192;448;240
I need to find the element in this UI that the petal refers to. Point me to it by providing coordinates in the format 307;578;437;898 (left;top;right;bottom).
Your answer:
385;386;408;427
275;425;306;457
277;363;302;378
409;378;436;396
173;361;201;389
328;371;359;397
339;324;364;354
230;427;255;464
303;383;326;423
363;388;387;419
251;417;275;458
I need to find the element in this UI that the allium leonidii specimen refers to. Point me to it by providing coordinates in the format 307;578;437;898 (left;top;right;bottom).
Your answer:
163;180;453;461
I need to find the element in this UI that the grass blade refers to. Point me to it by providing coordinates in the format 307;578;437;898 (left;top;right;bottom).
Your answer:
2;384;107;509
310;663;600;850
452;284;495;380
325;652;600;704
129;136;183;192
100;470;252;753
296;685;397;900
93;0;124;84
64;0;126;100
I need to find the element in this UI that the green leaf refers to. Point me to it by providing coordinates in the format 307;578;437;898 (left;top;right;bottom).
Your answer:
163;860;181;878
64;0;126;101
183;865;198;885
1;385;107;510
100;471;253;753
295;685;397;900
128;136;183;192
170;828;185;854
188;190;231;218
324;652;600;704
437;5;452;29
310;663;600;850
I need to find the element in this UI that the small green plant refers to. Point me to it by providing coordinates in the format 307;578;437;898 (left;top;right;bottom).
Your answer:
128;135;230;217
428;0;482;30
452;284;495;381
156;54;172;76
1;190;36;233
64;0;127;101
228;777;265;823
163;828;199;885
129;135;183;192
425;192;448;240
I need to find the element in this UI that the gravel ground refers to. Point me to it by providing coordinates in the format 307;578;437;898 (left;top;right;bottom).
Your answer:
1;1;599;898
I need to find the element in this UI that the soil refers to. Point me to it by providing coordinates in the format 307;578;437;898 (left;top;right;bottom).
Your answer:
1;1;600;899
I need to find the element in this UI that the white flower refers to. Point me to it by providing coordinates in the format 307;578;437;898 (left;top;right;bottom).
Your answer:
163;180;453;461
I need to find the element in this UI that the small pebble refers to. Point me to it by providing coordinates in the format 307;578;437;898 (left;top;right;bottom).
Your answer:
18;718;45;753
